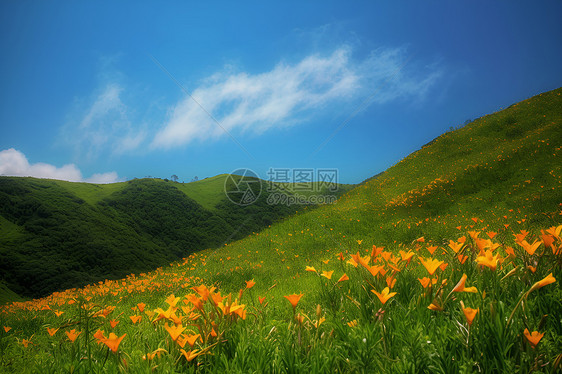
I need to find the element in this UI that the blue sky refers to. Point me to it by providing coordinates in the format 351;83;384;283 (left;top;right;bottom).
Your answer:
1;1;561;184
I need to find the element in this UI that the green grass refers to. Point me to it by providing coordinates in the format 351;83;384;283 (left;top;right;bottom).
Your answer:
175;175;235;211
0;87;561;373
51;180;128;206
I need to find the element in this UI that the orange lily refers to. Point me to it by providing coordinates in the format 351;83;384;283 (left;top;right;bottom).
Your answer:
523;328;544;348
321;270;334;280
46;327;59;336
399;250;415;263
452;274;478;293
284;294;303;311
165;294;180;307
517;240;542;255
529;273;556;293
180;349;202;361
337;274;349;283
371;287;397;304
448;240;463;253
65;329;81;343
460;301;478;326
475;250;500;271
419;257;444;276
185;333;201;348
164;323;186;341
245;280;255;289
101;333;126;353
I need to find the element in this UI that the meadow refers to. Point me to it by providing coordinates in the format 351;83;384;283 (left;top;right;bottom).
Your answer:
0;88;561;372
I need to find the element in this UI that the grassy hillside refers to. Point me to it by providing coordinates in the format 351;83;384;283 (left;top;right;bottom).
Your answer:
0;88;561;373
0;175;350;299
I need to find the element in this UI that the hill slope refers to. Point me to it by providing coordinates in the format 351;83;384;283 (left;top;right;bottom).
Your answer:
185;87;562;295
0;175;351;299
1;88;560;373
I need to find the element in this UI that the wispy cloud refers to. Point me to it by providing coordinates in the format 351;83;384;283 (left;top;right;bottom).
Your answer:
0;148;120;183
61;45;442;156
61;83;146;159
151;46;442;149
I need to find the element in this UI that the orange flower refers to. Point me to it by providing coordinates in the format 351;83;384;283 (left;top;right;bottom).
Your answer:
448;240;463;253
180;349;202;362
475;250;500;271
351;252;370;269
517;240;542;256
143;348;167;360
514;230;529;243
258;296;266;305
110;319;119;328
185;333;201;348
418;277;437;288
46;327;59;336
101;333;126;353
371;245;384;259
540;232;555;250
419;257;444;276
93;329;106;343
65;329;81;343
3;326;11;333
185;294;203;311
371;287;397;304
426;246;438;255
165;294;180;307
529;273;556;293
399;250;414;263
428;302;443;311
191;285;215;301
321;270;334;280
245;280;256;289
347;320;358;327
164;323;186;341
460;301;478;326
284;294;303;311
305;266;317;273
366;265;384;277
386;276;397;289
523;328;544;348
452;274;478;293
137;302;146;312
468;231;480;240
337;274;349;283
129;315;142;324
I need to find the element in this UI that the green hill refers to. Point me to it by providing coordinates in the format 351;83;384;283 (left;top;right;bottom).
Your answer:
177;87;561;296
0;88;560;373
0;175;351;299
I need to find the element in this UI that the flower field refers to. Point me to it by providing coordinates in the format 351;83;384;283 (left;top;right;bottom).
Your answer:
1;223;560;372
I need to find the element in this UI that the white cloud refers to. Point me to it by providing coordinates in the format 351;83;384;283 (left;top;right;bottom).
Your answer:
151;46;442;149
86;171;120;184
0;148;120;184
62;83;146;159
